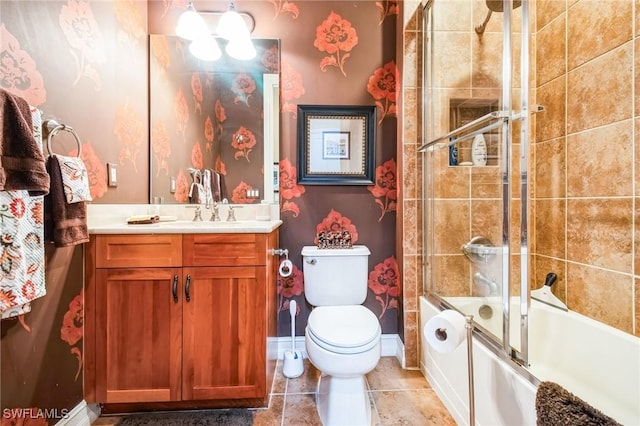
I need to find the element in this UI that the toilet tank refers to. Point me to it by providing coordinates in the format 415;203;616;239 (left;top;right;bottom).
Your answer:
301;245;370;306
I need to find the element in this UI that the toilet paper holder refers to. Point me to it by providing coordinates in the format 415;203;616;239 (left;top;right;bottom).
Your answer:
271;248;289;258
272;249;293;277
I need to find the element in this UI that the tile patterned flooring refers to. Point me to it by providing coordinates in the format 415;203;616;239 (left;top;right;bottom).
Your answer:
95;356;456;425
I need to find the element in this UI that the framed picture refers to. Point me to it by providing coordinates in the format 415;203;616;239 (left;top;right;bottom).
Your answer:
297;105;376;185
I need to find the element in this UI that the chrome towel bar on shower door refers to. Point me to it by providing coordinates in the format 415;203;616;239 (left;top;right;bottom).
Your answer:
418;110;509;152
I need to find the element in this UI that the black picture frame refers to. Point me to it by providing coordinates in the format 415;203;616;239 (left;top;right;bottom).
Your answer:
297;105;376;185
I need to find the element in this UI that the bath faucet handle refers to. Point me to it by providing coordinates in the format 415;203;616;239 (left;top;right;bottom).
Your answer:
226;205;243;221
187;204;203;221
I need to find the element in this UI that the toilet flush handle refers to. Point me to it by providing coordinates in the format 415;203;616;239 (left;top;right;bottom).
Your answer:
305;258;317;265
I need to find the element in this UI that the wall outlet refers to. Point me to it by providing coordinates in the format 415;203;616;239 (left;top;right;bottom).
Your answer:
170;176;176;193
107;163;118;187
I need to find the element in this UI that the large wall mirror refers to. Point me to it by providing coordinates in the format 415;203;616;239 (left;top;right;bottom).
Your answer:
149;35;280;205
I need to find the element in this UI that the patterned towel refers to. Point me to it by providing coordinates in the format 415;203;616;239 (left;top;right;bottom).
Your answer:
56;154;92;203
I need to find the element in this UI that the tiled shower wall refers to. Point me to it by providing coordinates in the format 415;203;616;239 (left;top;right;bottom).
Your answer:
533;0;638;336
401;0;639;371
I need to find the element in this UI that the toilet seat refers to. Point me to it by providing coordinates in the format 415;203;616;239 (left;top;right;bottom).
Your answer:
307;305;381;354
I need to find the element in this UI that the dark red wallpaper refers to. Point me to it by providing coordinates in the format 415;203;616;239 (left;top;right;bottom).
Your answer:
0;0;398;420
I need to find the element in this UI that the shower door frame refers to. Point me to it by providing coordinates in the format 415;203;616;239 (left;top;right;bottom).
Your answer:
419;0;532;367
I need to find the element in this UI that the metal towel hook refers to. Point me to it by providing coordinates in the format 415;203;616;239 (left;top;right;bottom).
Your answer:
44;119;82;158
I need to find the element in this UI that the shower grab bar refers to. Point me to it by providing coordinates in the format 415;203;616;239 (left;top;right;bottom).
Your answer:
418;110;509;152
418;117;506;152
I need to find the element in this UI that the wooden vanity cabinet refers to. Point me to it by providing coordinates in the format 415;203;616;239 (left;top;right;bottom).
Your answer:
84;231;278;410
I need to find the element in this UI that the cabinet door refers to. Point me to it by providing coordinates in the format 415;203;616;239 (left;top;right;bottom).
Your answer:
182;266;266;400
95;268;183;403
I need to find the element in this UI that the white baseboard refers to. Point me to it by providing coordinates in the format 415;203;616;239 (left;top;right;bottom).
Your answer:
55;401;99;426
277;333;401;361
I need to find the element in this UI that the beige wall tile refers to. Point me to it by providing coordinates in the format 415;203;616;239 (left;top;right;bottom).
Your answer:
567;0;633;71
567;198;633;273
470;165;502;198
472;31;503;89
636;38;640;116
536;77;566;142
470;199;502;245
403;199;420;254
635;277;639;336
433;255;471;296
434;200;471;254
534;198;566;258
567;43;633;134
432;31;472;89
434;152;471;198
633;198;640;276
536;11;566;86
534;137;566;199
403;310;419;368
435;0;472;32
403;255;420;311
567;263;634;333
536;0;566;31
636;118;640;195
566;120;633;197
404;30;419;89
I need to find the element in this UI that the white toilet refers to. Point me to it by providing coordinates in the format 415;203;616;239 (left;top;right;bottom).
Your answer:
301;245;382;426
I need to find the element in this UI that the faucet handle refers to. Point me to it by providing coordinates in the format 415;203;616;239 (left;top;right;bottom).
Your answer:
187;204;203;221
226;205;243;221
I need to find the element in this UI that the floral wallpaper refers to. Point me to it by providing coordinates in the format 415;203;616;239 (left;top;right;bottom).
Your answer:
0;0;398;419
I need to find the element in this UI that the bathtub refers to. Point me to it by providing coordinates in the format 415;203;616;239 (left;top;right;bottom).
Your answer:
420;296;640;426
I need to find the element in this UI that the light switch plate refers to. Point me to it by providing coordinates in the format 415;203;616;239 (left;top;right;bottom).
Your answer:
107;163;118;187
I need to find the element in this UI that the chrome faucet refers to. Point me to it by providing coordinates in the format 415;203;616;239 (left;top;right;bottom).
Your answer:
473;271;499;296
209;202;220;221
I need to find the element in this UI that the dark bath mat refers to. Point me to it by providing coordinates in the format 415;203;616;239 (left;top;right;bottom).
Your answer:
115;409;254;425
535;381;621;426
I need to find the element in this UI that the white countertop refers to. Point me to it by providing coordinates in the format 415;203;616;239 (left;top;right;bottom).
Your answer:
87;204;282;234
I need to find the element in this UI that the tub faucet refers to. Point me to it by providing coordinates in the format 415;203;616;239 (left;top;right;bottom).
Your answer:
473;271;499;296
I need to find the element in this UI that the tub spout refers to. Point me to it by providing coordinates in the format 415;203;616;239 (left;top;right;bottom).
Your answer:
473;271;499;296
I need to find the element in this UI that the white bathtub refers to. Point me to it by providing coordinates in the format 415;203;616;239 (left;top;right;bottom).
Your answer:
420;296;640;426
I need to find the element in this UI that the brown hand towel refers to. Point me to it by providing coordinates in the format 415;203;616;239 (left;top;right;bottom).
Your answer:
536;381;622;426
44;155;89;247
211;170;228;203
0;88;49;195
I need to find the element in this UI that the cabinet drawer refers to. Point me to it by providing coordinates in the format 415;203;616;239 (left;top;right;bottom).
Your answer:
95;234;182;268
183;234;266;266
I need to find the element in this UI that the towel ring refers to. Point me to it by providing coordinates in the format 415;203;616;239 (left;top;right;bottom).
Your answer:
44;119;82;158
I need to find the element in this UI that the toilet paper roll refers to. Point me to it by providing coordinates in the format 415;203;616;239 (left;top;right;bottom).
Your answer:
279;259;293;277
424;309;467;354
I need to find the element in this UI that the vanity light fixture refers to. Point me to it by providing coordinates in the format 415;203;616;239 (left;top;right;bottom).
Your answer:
175;1;256;61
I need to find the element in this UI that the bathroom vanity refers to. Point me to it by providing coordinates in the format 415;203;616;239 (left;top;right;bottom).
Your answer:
83;212;281;412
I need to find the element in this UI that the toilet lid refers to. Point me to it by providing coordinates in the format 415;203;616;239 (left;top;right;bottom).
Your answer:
307;305;381;350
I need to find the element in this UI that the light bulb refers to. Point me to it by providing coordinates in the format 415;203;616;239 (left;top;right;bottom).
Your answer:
175;2;208;41
225;36;256;60
189;35;222;61
216;2;250;40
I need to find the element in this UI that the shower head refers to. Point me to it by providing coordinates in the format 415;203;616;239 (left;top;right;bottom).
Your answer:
476;0;522;35
486;0;522;12
485;0;522;12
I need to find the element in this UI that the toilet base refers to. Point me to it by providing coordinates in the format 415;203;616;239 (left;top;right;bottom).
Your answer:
316;374;371;426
